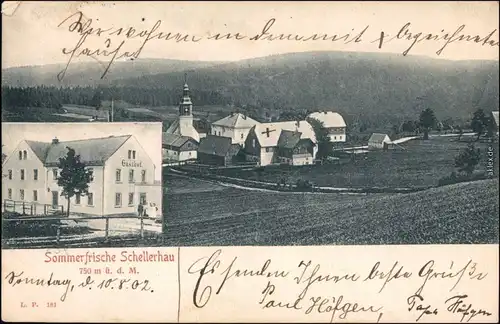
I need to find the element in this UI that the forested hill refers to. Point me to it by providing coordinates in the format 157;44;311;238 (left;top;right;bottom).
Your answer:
1;59;223;87
2;51;499;125
112;51;500;123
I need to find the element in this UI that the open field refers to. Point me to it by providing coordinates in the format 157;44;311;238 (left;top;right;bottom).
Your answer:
218;137;497;189
161;175;499;246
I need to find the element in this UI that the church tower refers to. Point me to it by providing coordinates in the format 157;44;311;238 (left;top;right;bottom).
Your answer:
176;74;200;142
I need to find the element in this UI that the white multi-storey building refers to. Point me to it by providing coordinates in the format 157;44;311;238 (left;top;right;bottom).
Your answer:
2;135;160;217
211;113;259;145
308;111;347;142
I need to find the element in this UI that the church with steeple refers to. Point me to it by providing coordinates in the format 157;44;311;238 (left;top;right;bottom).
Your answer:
162;75;201;163
165;76;200;142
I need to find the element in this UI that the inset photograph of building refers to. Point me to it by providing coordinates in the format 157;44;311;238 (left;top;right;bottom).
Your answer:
2;122;163;248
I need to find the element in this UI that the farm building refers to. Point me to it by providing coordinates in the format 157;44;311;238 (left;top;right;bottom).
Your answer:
164;82;200;142
368;133;392;149
2;135;159;217
244;120;317;166
197;135;242;166
276;130;315;166
308;111;347;142
211;113;259;145
162;133;198;162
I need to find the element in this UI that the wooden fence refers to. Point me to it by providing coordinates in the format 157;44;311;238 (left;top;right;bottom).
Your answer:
2;199;64;216
2;213;153;245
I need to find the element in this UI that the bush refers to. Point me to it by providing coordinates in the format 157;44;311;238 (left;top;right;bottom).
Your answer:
438;171;488;186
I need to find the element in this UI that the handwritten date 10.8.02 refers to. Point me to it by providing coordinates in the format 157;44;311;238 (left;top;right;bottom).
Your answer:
4;271;155;303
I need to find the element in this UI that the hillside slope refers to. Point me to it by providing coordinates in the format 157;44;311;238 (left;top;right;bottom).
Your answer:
163;177;499;246
115;51;500;123
1;59;224;87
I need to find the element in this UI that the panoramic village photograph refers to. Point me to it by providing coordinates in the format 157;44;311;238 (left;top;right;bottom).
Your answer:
2;50;499;248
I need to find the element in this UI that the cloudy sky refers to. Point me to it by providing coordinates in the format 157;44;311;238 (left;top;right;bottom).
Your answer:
2;1;499;68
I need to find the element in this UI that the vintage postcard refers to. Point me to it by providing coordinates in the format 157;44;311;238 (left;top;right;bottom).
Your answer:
1;1;499;322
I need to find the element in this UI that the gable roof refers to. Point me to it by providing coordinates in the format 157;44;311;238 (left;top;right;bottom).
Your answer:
492;111;499;128
198;135;241;157
253;120;317;147
162;133;197;149
277;130;302;149
25;135;131;166
368;133;391;143
212;113;259;129
308;111;346;128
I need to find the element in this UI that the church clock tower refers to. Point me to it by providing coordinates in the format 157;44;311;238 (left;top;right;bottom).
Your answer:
176;74;200;142
179;81;193;116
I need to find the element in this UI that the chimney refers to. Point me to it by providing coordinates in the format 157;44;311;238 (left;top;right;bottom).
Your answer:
52;137;59;144
242;115;247;120
231;112;234;117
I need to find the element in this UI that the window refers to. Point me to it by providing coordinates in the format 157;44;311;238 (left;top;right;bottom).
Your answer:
88;168;94;182
75;194;81;205
129;169;134;183
53;169;58;180
33;169;38;181
115;193;122;207
218;131;221;136
128;150;132;159
8;170;12;180
116;169;121;182
241;133;244;139
33;190;38;202
20;189;25;200
132;150;136;159
339;136;342;140
141;170;146;182
87;193;94;206
8;189;12;200
139;193;147;205
334;136;337;140
18;151;22;160
20;169;25;180
23;150;27;160
252;139;256;148
128;193;134;206
266;147;269;153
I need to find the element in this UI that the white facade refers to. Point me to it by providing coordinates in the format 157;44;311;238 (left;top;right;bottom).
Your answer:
162;148;197;162
308;111;347;143
211;113;259;145
2;136;159;217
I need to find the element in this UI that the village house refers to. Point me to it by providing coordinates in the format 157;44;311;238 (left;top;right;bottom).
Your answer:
308;111;347;142
211;112;259;145
2;135;159;217
244;120;317;166
368;133;392;150
197;135;242;166
162;133;198;162
276;130;316;166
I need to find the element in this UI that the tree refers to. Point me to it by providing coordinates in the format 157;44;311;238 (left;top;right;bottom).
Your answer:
90;91;102;109
419;108;437;140
454;143;481;176
470;108;489;141
57;147;94;217
306;117;331;160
